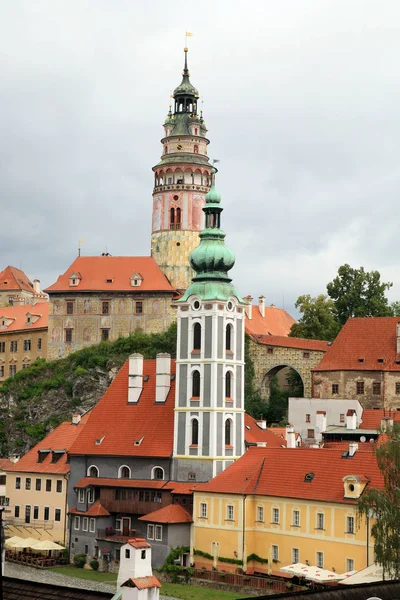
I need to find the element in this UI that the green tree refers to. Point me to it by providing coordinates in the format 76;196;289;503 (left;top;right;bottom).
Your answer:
327;264;393;326
265;375;288;423
358;423;400;579
391;301;400;317
289;294;340;341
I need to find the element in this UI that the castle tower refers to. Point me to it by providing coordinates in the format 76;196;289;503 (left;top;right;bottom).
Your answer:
151;48;212;290
173;169;246;481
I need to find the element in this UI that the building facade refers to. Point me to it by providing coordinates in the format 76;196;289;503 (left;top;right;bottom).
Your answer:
0;266;46;307
44;257;177;360
0;302;48;384
150;48;212;290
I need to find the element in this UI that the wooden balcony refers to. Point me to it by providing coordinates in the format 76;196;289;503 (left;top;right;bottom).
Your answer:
98;488;171;515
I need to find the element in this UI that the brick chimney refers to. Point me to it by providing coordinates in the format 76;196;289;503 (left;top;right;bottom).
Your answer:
128;354;144;403
155;353;171;403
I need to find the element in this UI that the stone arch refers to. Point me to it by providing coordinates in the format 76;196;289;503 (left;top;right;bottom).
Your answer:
261;363;305;399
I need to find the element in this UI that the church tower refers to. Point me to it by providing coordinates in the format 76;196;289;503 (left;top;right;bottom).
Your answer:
151;48;212;290
173;169;246;481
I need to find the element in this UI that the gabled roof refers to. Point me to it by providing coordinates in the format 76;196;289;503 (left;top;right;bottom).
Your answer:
314;317;400;372
69;501;110;517
245;304;296;337
0;266;35;293
127;538;151;549
0;458;15;471
138;504;192;524
0;302;48;333
361;409;400;430
7;414;89;474
249;334;329;352
123;576;161;590
195;445;383;504
44;256;175;293
69;359;176;458
244;414;287;447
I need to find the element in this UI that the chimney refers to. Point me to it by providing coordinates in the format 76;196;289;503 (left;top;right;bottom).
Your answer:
243;295;253;320
128;354;144;403
349;442;358;457
346;409;357;430
72;413;81;425
286;424;296;448
258;295;265;318
315;411;327;442
8;454;20;464
33;279;41;294
155;353;171;403
256;419;267;430
381;417;394;432
397;323;400;354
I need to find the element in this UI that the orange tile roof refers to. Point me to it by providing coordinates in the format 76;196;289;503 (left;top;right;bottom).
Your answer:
0;302;48;333
196;445;383;504
138;504;192;524
69;359;176;458
245;305;296;337
125;576;161;589
360;409;400;430
169;482;198;495
0;266;35;293
7;414;89;474
128;538;151;550
69;501;110;517
44;256;175;293
244;414;287;447
249;334;329;352
75;477;173;489
314;317;400;372
0;458;15;471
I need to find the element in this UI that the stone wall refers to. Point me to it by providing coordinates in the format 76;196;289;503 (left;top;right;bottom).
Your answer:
249;338;326;399
151;230;199;290
0;328;47;384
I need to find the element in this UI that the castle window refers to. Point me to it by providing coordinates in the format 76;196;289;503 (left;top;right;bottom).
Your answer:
191;419;199;446
194;128;198;135
65;329;73;343
135;302;143;314
192;370;200;397
66;301;74;315
119;466;131;479
226;324;232;351
176;207;181;229
225;419;232;446
9;364;17;377
356;381;364;395
102;301;110;315
88;465;99;478
101;329;109;341
164;145;168;154
373;381;381;395
225;372;232;398
332;383;339;395
347;515;355;534
193;323;201;351
152;467;164;480
24;339;31;351
37;338;42;350
194;144;199;154
396;382;400;394
170;208;175;229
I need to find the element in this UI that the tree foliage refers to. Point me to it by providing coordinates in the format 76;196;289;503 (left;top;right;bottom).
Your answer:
289;294;340;341
358;423;400;579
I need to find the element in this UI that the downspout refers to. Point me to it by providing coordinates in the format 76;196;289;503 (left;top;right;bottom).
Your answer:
366;512;370;567
63;473;69;546
242;495;247;572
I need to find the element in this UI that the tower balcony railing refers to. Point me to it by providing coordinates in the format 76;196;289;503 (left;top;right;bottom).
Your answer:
153;184;209;194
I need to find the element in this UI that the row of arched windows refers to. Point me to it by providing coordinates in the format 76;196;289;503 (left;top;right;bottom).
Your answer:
155;171;209;187
192;322;233;353
191;369;232;398
190;418;233;447
87;465;164;480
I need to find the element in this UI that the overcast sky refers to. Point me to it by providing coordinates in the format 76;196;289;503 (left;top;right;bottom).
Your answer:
2;0;400;315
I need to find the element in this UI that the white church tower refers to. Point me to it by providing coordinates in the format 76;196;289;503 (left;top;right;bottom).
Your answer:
173;169;246;481
117;537;160;599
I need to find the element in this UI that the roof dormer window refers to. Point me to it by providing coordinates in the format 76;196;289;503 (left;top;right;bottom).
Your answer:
342;475;367;499
131;272;143;288
69;272;81;287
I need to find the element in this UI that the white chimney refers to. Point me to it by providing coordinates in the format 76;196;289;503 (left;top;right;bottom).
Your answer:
256;419;267;430
128;354;144;403
315;411;327;442
346;409;357;430
256;441;267;447
349;442;358;457
33;279;41;294
244;295;253;320
155;353;171;403
72;413;81;425
286;424;296;449
258;295;265;318
397;322;400;354
381;417;394;432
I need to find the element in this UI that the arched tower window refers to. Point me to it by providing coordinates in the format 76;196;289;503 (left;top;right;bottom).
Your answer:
176;208;181;229
119;466;131;479
192;370;200;397
170;208;175;230
193;323;201;351
225;372;232;398
226;324;232;351
194;128;198;135
191;419;199;445
164;145;168;154
88;465;99;478
225;419;232;446
152;467;165;480
194;144;199;154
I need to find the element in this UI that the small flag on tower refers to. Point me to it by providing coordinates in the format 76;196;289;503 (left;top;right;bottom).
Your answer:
186;31;194;36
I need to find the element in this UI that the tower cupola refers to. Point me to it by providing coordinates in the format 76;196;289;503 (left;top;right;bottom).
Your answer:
173;48;199;114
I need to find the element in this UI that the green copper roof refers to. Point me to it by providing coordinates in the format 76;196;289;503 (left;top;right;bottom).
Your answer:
178;169;242;303
174;50;199;98
154;154;210;168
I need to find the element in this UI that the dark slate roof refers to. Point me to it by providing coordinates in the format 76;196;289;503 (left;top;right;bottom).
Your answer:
4;576;114;600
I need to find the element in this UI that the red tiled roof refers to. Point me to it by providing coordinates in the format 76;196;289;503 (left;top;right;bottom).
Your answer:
0;302;48;333
244;414;287;447
124;576;161;590
195;445;383;504
75;477;173;489
169;482;198;495
128;538;151;550
44;256;175;293
268;427;300;442
69;501;110;517
69;359;176;458
0;266;35;293
7;414;89;474
361;409;400;430
138;504;192;524
0;458;15;471
314;317;400;372
249;334;329;352
245;305;296;337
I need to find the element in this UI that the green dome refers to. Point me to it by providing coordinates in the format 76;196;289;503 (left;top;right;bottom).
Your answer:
190;232;235;275
205;179;221;205
174;79;199;98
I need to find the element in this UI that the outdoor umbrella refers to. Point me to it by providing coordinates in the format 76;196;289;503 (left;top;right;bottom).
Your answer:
280;562;308;576
5;536;23;548
31;540;65;551
305;567;346;582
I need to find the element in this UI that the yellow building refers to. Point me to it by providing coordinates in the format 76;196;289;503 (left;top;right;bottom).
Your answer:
192;445;382;575
0;302;48;383
4;414;88;545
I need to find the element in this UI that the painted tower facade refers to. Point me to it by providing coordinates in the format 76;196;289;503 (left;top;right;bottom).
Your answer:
173;170;246;481
151;49;212;290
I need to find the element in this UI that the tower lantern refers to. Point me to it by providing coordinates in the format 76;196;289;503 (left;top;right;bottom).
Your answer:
151;48;212;290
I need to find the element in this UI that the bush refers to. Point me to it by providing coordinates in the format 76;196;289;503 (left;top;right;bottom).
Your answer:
75;366;88;376
90;559;99;571
73;553;87;568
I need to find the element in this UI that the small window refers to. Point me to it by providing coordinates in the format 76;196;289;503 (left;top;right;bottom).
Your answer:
88;488;94;503
9;364;17;377
83;517;88;531
135;301;143;314
332;384;339;395
303;351;310;359
396;382;400;395
46;479;52;492
102;301;110;315
88;466;99;477
305;414;311;423
340;413;345;423
14;505;20;518
257;506;264;522
193;322;201;351
153;467;164;480
44;507;50;521
191;419;199;446
200;502;207;518
141;550;146;559
225;418;232;446
56;480;62;493
226;324;232;351
101;329;109;341
316;551;324;568
25;478;31;491
272;507;280;524
267;347;274;355
316;513;324;530
33;506;39;520
194;144;199;154
89;518;95;533
37;338;42;350
78;489;84;503
147;524;154;540
226;505;234;521
66;301;74;315
373;381;381;395
347;515;355;534
155;525;162;541
15;477;21;490
55;509;61;522
24;339;31;351
292;548;299;564
346;558;354;571
119;466;130;479
292;509;300;526
356;381;364;395
272;545;279;561
192;370;200;397
225;372;232;399
125;549;130;559
65;328;73;343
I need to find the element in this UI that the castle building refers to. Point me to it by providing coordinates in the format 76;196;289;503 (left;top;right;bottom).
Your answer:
0;266;46;307
172;169;246;480
150;48;212;290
